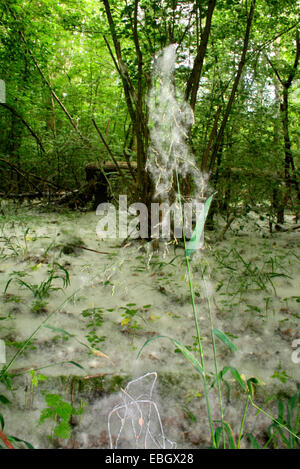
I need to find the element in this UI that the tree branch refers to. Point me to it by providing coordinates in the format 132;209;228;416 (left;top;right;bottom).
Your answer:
265;53;284;85
285;29;299;89
0;103;45;153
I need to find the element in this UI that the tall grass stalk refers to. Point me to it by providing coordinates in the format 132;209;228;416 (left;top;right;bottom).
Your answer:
174;168;218;448
200;266;226;448
250;398;299;442
237;395;250;448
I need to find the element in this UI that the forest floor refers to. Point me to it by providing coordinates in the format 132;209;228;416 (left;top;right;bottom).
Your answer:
0;200;299;449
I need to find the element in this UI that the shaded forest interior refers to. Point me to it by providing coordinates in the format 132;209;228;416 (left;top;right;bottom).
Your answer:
0;0;299;228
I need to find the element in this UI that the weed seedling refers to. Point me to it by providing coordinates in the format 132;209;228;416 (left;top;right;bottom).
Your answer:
4;263;70;301
39;393;84;441
81;307;106;347
265;386;300;448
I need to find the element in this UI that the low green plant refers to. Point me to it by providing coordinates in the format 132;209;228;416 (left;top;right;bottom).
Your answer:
265;386;300;448
120;303;139;327
25;370;49;409
81;307;106;347
214;248;291;298
0;234;20;257
5;338;37;353
31;299;49;314
4;263;70;301
271;366;292;384
119;303;152;333
39;393;84;440
0;227;37;259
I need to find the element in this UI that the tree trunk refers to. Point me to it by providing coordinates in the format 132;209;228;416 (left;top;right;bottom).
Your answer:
267;31;300;223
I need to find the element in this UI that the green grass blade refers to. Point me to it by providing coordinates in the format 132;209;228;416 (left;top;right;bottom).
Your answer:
247;377;259;398
213;328;238;352
185;192;216;257
137;335;204;376
211;366;247;392
230;368;247;392
0;394;11;404
68;361;85;371
4;278;13;294
247;434;261;449
43;324;75;338
7;435;34;449
214;427;223;448
215;420;236;448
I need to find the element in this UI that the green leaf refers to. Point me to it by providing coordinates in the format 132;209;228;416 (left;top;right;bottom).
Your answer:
0;413;4;430
39;407;55;423
213;328;238;352
230;368;247;392
211;366;247;392
247;377;259;398
277;399;284;422
215;420;236;449
137;335;204;376
247;434;261;449
44;393;62;407
43;324;75;338
288;393;298;412
183;407;197;423
55;401;73;420
214;427;223;448
185;192;216;257
4;278;13;294
7;435;34;449
0;394;10;405
54;420;71;439
67;360;85;371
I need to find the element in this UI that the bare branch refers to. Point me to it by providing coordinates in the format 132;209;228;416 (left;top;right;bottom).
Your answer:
92;118;134;192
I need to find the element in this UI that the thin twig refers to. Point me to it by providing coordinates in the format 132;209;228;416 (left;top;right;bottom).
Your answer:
92;118;134;192
71;244;110;255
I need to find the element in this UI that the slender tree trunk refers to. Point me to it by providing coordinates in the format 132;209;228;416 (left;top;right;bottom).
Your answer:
185;0;216;111
267;31;300;223
9;114;22;192
208;0;256;175
102;0;149;203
